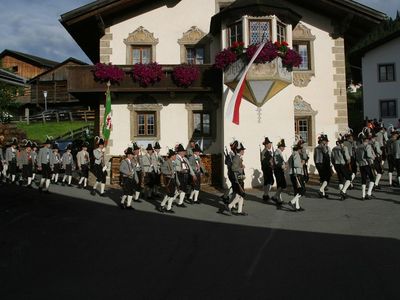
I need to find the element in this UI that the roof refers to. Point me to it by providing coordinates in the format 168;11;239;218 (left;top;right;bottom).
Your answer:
27;57;88;83
351;27;400;57
0;68;27;87
0;49;59;68
60;0;387;63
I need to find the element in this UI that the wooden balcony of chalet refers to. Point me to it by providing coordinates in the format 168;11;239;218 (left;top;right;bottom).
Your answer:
66;64;221;94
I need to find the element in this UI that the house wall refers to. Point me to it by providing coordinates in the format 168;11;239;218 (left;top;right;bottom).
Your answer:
0;55;49;79
362;36;400;126
100;0;347;187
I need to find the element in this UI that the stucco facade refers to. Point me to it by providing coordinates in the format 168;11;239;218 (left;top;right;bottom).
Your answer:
97;0;346;187
362;36;400;126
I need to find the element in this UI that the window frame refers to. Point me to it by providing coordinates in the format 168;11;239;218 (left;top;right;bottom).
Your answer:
227;21;243;47
294;116;312;146
185;46;205;65
136;111;156;137
292;41;311;71
378;63;396;82
131;46;152;64
192;110;212;137
248;18;272;45
379;99;397;118
276;21;287;43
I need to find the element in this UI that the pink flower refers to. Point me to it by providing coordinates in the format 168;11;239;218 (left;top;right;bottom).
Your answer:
93;63;125;85
214;48;237;70
172;64;200;88
131;62;163;87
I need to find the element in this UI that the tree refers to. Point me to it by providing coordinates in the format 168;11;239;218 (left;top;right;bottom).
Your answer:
0;82;20;123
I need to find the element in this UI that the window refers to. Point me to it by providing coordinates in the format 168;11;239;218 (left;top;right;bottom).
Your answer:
295;117;311;145
193;111;211;137
276;22;286;43
293;41;311;71
131;46;152;64
380;100;397;118
137;112;156;136
228;22;243;46
186;47;204;64
378;64;395;82
249;20;271;44
11;66;18;72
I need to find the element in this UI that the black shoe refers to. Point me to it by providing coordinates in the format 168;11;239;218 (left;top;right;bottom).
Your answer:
78;184;82;189
90;190;96;196
44;190;50;194
324;194;330;199
296;207;305;212
374;185;381;190
119;203;126;209
100;193;106;197
340;191;347;201
194;200;201;204
271;196;278;203
158;205;165;213
165;209;175;214
318;191;324;198
188;198;194;204
276;201;283;209
262;195;270;202
133;199;142;203
61;182;65;186
68;184;72;187
126;206;135;211
176;203;186;208
364;195;371;200
235;212;248;216
287;201;296;211
224;203;232;214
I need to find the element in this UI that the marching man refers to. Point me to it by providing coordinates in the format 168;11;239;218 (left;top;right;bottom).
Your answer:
188;143;206;204
159;149;179;213
77;142;90;189
61;144;74;187
37;137;53;193
119;147;137;210
91;137;107;196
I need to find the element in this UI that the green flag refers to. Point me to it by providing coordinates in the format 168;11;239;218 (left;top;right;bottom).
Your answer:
102;89;112;143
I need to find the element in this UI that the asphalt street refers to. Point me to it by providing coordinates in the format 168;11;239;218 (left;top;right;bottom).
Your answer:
0;174;399;299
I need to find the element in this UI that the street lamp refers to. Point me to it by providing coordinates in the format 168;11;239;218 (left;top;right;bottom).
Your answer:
43;90;48;111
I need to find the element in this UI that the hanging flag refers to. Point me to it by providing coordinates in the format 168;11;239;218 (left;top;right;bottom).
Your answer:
225;42;266;125
102;88;112;144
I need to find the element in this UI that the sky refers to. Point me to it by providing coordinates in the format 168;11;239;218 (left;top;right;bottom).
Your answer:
0;0;399;64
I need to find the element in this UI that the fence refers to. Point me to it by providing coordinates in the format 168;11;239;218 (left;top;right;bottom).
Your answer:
20;109;95;124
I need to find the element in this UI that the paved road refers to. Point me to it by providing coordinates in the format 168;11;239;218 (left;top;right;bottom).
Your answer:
0;176;399;299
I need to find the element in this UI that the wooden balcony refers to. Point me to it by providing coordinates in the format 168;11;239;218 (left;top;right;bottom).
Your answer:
66;64;221;94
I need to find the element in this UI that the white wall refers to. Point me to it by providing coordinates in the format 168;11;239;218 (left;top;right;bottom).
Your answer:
109;0;216;64
362;37;400;126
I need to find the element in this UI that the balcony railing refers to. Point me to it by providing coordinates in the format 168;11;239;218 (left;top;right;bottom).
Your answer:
66;64;221;93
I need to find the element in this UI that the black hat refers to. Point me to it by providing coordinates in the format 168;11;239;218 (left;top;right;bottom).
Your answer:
132;143;140;151
292;144;300;151
297;137;305;145
82;141;89;148
193;143;202;153
45;136;53;144
189;138;196;143
125;147;134;155
262;137;272;145
277;139;286;148
154;142;161;149
230;140;238;149
32;142;38;148
237;142;246;151
25;141;33;148
167;149;176;157
52;143;59;150
67;143;73;150
318;134;329;143
97;138;105;146
176;144;185;152
146;143;154;151
11;138;18;146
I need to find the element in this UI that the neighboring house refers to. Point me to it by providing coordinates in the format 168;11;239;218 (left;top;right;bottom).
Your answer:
28;57;88;108
60;0;385;187
0;68;26;87
355;30;400;127
0;49;59;103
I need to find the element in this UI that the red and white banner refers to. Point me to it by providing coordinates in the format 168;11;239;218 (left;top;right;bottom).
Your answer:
225;42;266;125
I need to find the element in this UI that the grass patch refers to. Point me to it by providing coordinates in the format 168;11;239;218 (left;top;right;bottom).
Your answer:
17;121;93;142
